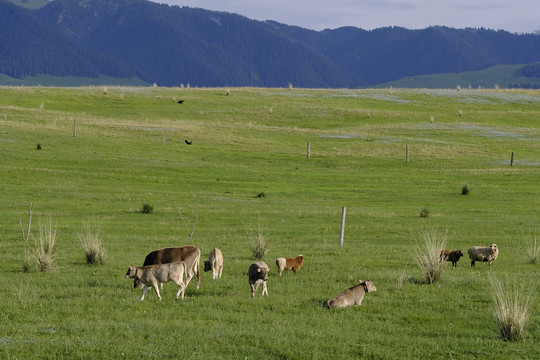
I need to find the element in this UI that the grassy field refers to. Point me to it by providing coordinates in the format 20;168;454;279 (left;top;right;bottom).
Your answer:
0;86;539;359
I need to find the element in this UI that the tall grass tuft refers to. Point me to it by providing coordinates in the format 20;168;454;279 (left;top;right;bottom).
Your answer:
414;229;447;284
35;220;56;272
247;221;268;260
22;249;34;272
78;222;106;265
522;231;539;264
419;207;431;218
489;275;534;341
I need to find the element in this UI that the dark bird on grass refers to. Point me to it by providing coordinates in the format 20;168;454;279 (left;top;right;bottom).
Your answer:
185;140;192;145
177;100;184;104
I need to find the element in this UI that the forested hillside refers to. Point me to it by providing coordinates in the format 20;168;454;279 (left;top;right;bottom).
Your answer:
2;0;540;87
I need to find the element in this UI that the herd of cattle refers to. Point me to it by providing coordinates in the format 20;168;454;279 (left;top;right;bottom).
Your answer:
125;243;499;308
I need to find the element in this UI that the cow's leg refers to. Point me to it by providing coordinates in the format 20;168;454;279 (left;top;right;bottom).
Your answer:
218;265;223;279
261;281;268;297
174;281;185;300
488;260;492;269
293;268;297;275
196;268;200;289
212;265;217;280
251;283;258;298
471;260;475;267
152;283;162;301
141;286;150;301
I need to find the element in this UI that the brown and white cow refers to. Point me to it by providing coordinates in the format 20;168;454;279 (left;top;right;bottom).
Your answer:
142;245;200;289
248;261;269;298
276;255;303;276
125;262;187;301
327;280;377;309
204;248;223;280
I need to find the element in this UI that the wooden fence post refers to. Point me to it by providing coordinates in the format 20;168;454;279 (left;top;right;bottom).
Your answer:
307;141;311;159
510;152;514;166
406;144;409;163
339;206;346;247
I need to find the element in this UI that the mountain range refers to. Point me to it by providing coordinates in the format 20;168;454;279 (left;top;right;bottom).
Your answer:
2;0;540;88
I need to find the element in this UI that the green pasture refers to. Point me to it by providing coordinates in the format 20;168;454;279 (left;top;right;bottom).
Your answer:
0;86;539;359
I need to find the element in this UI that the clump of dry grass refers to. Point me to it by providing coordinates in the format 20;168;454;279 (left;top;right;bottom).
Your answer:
79;222;106;265
414;229;447;284
490;275;534;341
522;231;539;264
247;221;268;260
35;220;56;272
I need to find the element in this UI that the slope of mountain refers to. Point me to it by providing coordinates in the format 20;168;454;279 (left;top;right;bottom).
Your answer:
2;0;540;88
35;0;361;87
0;0;145;79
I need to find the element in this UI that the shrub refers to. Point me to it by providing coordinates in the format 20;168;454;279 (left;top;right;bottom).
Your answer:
462;184;470;195
78;222;106;265
36;143;42;150
419;208;431;218
22;249;34;273
35;220;56;272
141;203;154;214
247;222;268;260
490;275;534;341
414;229;447;284
522;231;539;264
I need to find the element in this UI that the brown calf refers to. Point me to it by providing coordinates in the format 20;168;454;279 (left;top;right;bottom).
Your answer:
275;255;303;276
440;249;464;267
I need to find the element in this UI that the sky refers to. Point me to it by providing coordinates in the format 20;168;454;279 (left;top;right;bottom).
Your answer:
150;0;539;34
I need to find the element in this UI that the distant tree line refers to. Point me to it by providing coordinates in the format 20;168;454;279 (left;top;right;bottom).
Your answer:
522;62;540;78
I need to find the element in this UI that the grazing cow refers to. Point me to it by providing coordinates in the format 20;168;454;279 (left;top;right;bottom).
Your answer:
248;261;269;298
204;248;223;280
142;246;200;289
125;262;187;301
327;280;377;309
276;255;304;276
440;249;464;267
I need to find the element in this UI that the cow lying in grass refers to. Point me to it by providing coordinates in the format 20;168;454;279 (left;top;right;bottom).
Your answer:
249;261;269;298
275;255;303;276
327;280;377;309
125;262;188;301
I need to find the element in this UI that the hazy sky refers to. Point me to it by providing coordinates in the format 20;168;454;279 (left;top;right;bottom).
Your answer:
150;1;539;34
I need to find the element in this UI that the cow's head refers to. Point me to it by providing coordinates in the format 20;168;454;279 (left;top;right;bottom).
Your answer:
258;266;269;282
124;265;137;279
491;244;498;252
456;250;464;258
359;280;377;293
203;260;212;272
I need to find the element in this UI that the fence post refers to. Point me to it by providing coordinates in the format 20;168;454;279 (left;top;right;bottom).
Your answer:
73;119;77;137
406;144;409;163
510;152;514;166
339;206;346;247
307;141;311;159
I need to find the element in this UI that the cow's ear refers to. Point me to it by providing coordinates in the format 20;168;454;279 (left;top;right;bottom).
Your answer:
358;279;364;283
258;267;262;272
